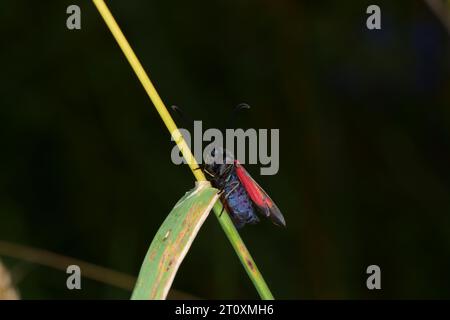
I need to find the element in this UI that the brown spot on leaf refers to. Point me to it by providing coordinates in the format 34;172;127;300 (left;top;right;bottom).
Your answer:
247;259;255;271
149;250;157;261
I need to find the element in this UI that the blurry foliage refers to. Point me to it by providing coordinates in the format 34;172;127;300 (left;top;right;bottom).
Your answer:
0;0;449;298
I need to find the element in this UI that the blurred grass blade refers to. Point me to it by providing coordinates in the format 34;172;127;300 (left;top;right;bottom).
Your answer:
131;182;219;300
424;0;450;35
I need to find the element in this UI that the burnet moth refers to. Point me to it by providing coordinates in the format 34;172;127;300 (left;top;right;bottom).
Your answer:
171;103;286;229
203;147;286;229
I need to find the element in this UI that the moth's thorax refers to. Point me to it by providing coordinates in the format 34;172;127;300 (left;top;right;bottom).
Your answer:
203;147;235;176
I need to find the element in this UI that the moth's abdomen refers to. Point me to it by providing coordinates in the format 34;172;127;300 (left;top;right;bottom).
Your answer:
222;171;259;228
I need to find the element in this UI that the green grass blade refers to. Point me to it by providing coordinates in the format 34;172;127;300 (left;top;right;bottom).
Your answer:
131;182;218;300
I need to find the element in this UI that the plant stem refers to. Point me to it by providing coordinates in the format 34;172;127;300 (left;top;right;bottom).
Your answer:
92;0;274;299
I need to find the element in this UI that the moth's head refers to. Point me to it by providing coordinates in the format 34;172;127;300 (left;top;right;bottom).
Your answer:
203;147;234;175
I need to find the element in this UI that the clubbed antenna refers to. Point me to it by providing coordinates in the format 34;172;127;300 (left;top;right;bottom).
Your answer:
170;105;194;128
226;103;251;129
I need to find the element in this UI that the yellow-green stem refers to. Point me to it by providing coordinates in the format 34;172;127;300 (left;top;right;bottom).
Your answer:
92;0;274;299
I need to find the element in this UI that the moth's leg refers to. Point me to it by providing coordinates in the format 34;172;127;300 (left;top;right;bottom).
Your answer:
193;164;204;171
224;181;240;199
219;204;225;217
218;181;239;218
217;193;227;217
218;164;234;180
214;170;230;196
219;181;239;218
203;168;216;179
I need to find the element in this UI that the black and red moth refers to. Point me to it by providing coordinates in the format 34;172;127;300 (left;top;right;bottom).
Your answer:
203;148;286;229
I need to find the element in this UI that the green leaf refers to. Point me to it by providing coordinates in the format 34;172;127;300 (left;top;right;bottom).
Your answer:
131;181;219;300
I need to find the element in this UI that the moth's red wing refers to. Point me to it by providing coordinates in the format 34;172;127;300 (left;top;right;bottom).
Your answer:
234;161;286;227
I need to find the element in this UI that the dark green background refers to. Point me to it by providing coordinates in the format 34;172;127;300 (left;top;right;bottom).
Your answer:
1;0;449;299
